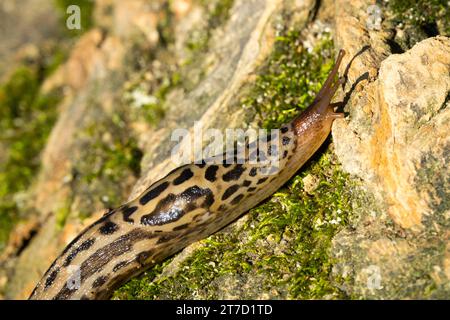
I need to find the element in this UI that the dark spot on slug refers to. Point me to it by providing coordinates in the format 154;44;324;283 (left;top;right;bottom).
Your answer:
141;193;178;226
205;165;219;182
180;186;212;202
44;267;60;289
53;285;78;300
243;180;251;187
92;275;108;288
156;233;177;244
136;250;153;266
248;187;256;192
141;187;213;226
173;223;190;231
195;160;206;168
99;221;119;235
249;167;257;176
282;136;291;146
257;177;269;184
218;204;228;211
222;184;240;200
140;181;170;205
59;230;86;257
283;150;288;159
201;192;215;208
113;261;130;272
122;206;138;223
231;194;244;205
184;202;198;212
192;213;204;222
222;164;245;182
64;238;95;267
281;126;289;133
173;168;194;185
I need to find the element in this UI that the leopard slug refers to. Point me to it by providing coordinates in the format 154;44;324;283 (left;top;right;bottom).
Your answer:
30;49;346;300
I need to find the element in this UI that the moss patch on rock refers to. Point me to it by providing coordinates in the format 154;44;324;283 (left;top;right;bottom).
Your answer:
388;0;449;36
60;104;144;224
124;0;235;127
113;31;368;299
384;0;449;51
0;64;62;250
185;0;235;55
114;148;359;299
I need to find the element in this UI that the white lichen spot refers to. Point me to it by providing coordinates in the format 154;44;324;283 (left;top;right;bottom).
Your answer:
128;89;158;108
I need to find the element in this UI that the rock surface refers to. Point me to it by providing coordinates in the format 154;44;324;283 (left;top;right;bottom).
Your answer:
0;0;60;80
331;35;450;298
331;0;449;298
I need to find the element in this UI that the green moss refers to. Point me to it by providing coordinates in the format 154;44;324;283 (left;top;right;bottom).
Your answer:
200;0;234;29
54;0;95;36
0;64;62;250
157;2;176;47
141;72;181;125
124;0;234;127
113;31;362;299
57;106;144;223
387;0;449;36
125;70;181;126
244;31;335;129
55;200;72;229
80;120;143;185
114;149;357;299
185;0;235;60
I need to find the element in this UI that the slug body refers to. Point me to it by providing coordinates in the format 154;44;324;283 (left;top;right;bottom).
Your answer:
30;50;346;300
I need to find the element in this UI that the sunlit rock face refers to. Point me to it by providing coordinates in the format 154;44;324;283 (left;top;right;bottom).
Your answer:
334;36;449;231
332;0;449;298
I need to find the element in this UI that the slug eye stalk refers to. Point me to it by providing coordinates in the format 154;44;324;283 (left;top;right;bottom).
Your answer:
309;49;346;118
313;49;346;105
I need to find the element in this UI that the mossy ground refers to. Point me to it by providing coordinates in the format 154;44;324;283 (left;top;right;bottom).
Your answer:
124;0;235;126
387;0;449;35
66;105;144;223
0;63;63;251
0;0;93;251
113;30;364;299
185;0;235;56
54;105;144;227
385;0;449;51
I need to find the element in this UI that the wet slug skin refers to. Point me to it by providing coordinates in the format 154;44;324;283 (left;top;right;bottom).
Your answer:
30;50;346;300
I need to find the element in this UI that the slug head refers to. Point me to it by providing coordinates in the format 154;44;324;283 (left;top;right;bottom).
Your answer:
292;49;346;136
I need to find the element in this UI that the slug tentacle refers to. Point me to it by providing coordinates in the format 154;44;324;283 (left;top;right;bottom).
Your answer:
313;49;346;104
30;49;347;300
